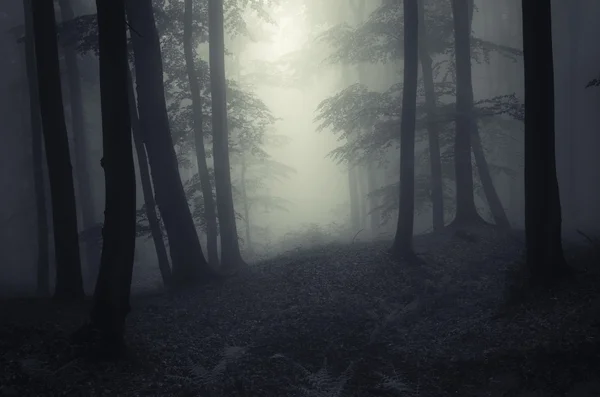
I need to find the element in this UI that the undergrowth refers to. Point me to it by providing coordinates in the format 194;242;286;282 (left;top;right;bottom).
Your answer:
1;225;599;396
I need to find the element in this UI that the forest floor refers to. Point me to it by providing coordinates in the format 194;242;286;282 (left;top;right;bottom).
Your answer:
1;224;600;397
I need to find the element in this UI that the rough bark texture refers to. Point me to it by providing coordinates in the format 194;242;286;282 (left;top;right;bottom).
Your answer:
126;0;213;285
127;68;172;288
90;0;136;356
208;0;246;270
450;0;484;226
57;0;100;285
23;0;49;297
31;0;84;300
240;157;252;253
184;0;220;268
417;0;445;231
391;0;419;256
521;0;570;285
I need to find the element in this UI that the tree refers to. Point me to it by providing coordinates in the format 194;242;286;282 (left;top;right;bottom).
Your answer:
450;0;483;226
126;0;214;285
391;0;419;258
184;0;220;268
31;0;84;300
127;68;172;288
23;0;49;297
417;0;444;231
57;0;100;284
521;0;570;284
208;0;246;270
89;0;136;356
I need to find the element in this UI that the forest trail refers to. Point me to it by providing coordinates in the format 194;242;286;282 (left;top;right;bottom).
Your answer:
1;226;599;396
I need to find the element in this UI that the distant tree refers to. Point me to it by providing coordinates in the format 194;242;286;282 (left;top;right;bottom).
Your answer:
208;0;246;270
126;0;215;285
521;0;570;285
127;68;172;288
88;0;136;356
57;0;100;284
23;0;49;297
31;0;84;300
390;0;419;259
184;0;219;268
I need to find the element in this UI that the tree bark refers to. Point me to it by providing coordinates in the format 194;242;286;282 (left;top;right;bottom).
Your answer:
521;0;570;285
240;155;252;253
391;0;419;257
127;68;172;288
208;0;246;270
23;0;49;297
367;161;380;237
417;0;444;231
31;0;84;300
183;0;219;268
90;0;136;356
126;0;214;285
57;0;100;286
450;0;485;226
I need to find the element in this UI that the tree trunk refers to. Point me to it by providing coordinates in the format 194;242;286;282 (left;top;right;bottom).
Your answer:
417;0;444;231
89;0;136;357
348;164;360;232
391;0;419;257
208;0;246;270
450;0;484;226
470;125;511;227
126;0;214;285
183;0;219;268
521;0;570;285
31;0;84;300
57;0;100;286
23;0;49;297
240;155;252;253
127;68;172;288
367;161;380;237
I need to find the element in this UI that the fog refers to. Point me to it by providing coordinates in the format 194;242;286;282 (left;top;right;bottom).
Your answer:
1;0;600;294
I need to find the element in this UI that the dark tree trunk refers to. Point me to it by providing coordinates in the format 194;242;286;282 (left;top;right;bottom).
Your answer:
240;156;252;253
127;68;172;288
31;0;84;300
521;0;570;285
391;0;419;257
126;0;214;285
450;0;484;226
23;0;49;297
57;0;100;286
208;0;246;270
90;0;136;357
417;0;444;231
184;0;219;268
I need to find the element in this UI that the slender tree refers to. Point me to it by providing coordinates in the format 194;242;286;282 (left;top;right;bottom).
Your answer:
391;0;419;258
417;0;444;231
126;0;214;285
31;0;84;300
208;0;246;270
23;0;49;296
57;0;100;285
127;68;172;288
449;0;485;226
89;0;136;355
521;0;570;284
184;0;220;268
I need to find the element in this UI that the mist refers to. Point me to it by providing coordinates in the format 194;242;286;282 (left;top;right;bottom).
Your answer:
1;0;600;395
